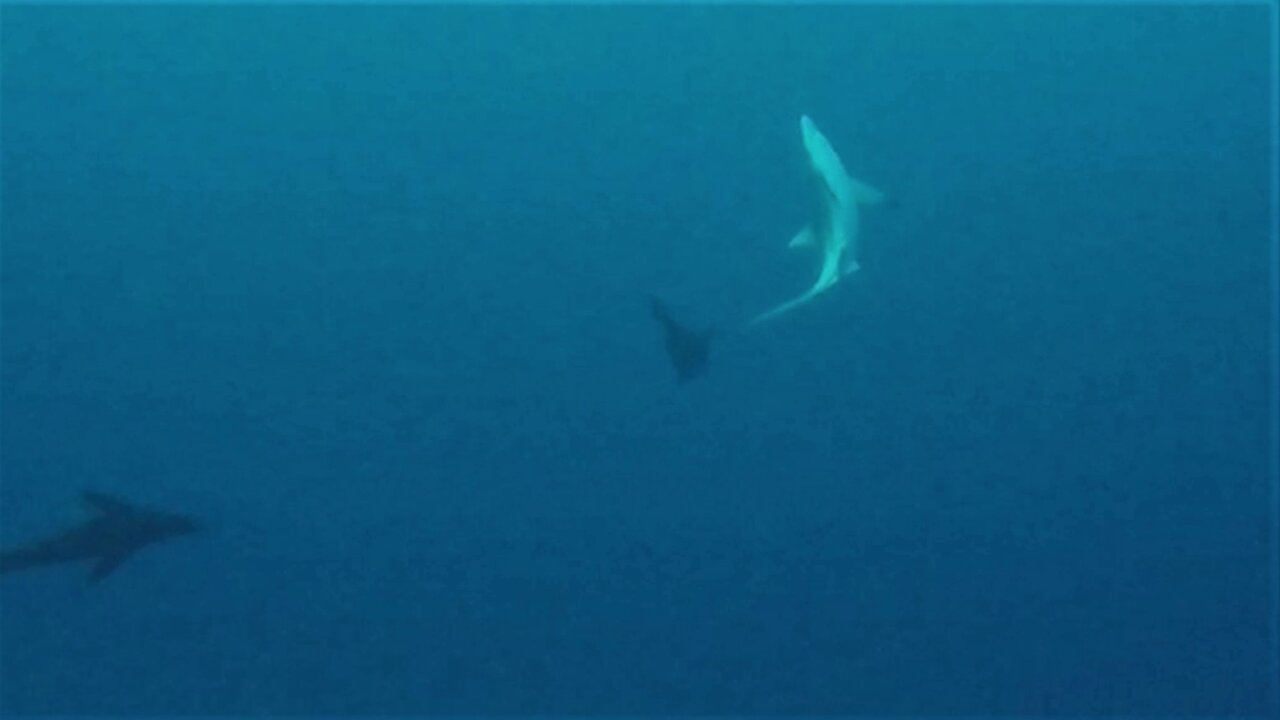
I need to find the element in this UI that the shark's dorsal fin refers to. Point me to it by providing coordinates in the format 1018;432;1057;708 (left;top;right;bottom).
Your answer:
83;492;131;516
851;178;884;205
88;551;132;584
788;225;816;250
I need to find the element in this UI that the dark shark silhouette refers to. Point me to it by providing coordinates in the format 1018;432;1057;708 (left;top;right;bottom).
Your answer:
649;296;714;382
0;492;199;584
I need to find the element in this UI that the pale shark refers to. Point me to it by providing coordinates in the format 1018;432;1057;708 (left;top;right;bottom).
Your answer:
752;115;884;325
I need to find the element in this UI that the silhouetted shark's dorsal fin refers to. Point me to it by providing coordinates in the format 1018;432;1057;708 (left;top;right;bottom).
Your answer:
88;551;132;584
83;492;131;516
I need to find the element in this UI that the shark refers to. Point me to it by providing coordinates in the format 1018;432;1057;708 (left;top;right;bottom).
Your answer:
649;295;714;382
0;491;199;584
751;114;884;325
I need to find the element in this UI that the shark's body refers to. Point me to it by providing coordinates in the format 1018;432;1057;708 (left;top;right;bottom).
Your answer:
0;492;198;584
649;296;713;382
752;115;883;324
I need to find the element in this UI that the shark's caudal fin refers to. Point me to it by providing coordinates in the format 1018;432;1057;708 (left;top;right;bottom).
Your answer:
749;282;830;325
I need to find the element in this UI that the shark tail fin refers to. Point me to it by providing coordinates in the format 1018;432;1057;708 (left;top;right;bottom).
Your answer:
750;285;826;326
851;178;884;206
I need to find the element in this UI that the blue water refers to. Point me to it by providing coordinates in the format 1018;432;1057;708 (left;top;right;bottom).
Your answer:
1;3;1274;716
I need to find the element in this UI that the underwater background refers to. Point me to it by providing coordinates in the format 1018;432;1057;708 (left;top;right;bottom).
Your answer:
0;2;1274;716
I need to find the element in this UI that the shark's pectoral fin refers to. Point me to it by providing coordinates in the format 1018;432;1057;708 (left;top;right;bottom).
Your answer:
88;552;132;584
787;225;816;250
842;258;861;276
851;178;884;206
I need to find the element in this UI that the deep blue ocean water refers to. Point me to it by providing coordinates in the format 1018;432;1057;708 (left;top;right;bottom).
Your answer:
0;3;1274;716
